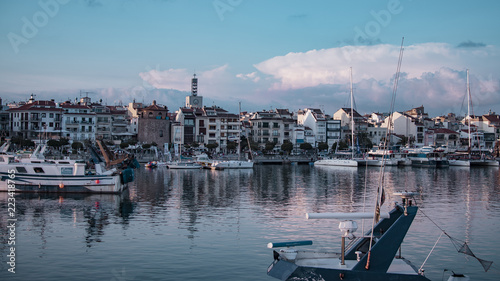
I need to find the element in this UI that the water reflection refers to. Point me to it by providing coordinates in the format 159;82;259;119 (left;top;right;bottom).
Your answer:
0;165;498;281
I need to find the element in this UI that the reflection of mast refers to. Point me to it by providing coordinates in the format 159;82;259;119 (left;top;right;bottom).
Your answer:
464;168;472;244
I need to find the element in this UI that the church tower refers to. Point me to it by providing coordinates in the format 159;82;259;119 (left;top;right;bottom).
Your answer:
186;74;203;108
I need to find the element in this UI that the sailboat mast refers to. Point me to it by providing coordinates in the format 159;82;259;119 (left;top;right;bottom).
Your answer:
467;69;471;151
350;67;354;159
238;102;241;161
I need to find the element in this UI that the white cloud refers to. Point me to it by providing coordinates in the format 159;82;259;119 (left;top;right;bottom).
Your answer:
249;43;500;116
236;71;261;83
139;68;192;91
253;43;498;90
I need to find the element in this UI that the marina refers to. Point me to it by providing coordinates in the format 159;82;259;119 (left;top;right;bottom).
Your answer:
1;164;498;280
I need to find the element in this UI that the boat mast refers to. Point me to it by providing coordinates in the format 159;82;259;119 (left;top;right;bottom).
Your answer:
238;102;241;161
350;67;354;159
467;69;471;152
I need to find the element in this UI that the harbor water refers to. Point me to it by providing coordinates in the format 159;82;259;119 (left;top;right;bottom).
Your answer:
1;165;499;280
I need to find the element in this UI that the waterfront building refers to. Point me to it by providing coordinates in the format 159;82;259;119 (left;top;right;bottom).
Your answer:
297;108;327;146
424;128;460;149
0;98;10;139
201;106;239;152
8;95;63;141
247;109;295;150
466;111;500;150
383;111;425;147
175;107;199;145
128;100;170;145
333;107;369;151
92;103;113;141
60;102;96;142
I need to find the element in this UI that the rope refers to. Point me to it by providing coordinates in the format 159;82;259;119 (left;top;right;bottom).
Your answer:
419;232;444;273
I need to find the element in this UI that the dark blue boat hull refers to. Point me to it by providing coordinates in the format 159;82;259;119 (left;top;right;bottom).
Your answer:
268;259;431;281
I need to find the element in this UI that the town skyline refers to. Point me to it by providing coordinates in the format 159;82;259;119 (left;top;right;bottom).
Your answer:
1;1;500;117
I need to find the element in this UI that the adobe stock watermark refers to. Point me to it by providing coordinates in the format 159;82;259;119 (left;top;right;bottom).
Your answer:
353;0;404;45
213;0;243;21
7;0;70;54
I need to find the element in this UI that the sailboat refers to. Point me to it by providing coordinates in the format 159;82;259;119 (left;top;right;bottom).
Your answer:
210;103;254;170
314;67;358;167
449;70;498;167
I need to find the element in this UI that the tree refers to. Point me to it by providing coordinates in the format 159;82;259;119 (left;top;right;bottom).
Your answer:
142;143;152;149
71;141;84;150
300;142;313;151
357;132;373;151
206;143;219;150
338;140;349;150
47;139;62;148
226;141;237;151
318;142;329;151
281;142;293;154
265;141;275;152
11;136;35;148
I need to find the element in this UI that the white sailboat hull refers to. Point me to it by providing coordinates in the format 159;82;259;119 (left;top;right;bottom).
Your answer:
314;159;358;167
211;160;254;169
449;159;470;167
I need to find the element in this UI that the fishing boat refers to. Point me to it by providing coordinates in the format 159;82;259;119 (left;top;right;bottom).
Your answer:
0;140;137;194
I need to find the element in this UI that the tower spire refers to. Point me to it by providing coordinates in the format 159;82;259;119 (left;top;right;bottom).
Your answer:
191;73;198;96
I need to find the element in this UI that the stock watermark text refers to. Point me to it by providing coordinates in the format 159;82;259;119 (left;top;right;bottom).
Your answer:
6;169;16;273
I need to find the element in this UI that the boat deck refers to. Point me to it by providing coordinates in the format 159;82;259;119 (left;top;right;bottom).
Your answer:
294;251;419;275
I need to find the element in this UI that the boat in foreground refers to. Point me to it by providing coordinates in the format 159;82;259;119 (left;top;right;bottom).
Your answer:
0;141;137;194
268;194;431;281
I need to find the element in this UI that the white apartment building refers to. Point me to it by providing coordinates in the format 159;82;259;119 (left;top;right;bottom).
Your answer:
248;109;295;148
297;108;326;145
8;98;63;142
60;103;96;142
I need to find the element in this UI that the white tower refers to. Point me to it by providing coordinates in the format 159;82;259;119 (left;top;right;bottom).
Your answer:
186;74;203;108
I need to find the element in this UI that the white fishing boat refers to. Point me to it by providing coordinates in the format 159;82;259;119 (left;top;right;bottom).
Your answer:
0;141;137;194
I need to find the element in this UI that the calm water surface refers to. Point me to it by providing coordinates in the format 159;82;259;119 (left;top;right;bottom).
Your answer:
1;165;499;280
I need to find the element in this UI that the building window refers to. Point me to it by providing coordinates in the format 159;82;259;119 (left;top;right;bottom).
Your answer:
160;130;163;137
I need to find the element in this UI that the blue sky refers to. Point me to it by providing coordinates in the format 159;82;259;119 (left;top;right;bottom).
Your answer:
1;0;500;117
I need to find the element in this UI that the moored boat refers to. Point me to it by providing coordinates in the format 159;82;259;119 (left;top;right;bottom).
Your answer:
0;141;137;194
267;194;432;280
167;161;202;169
